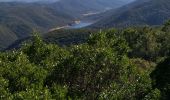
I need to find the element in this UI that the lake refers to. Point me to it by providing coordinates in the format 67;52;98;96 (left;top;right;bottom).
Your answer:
68;21;93;29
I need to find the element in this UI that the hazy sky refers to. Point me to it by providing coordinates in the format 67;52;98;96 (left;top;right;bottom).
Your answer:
0;0;136;3
0;0;135;2
0;0;60;2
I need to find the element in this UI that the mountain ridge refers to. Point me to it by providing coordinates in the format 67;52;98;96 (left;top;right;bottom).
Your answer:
0;2;74;49
0;0;135;50
92;0;170;28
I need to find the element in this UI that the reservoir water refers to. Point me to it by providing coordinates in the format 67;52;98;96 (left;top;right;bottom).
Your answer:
49;21;93;32
69;22;93;29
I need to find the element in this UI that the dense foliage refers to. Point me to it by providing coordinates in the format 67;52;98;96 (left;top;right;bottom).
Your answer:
1;20;170;99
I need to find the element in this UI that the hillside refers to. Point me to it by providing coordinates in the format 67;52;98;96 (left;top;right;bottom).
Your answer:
5;29;95;51
0;0;136;50
0;2;74;49
53;0;135;18
92;0;170;28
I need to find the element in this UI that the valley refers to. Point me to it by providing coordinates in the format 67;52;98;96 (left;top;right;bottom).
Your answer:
1;0;170;99
0;0;135;50
49;21;93;31
1;0;170;50
69;21;93;29
48;11;103;31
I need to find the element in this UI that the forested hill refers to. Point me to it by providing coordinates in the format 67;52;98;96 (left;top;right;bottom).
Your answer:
92;0;170;28
53;0;135;17
0;20;170;99
0;2;74;50
0;0;135;50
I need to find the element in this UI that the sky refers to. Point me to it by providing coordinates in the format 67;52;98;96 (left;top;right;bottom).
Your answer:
0;0;135;4
0;0;135;2
0;0;60;2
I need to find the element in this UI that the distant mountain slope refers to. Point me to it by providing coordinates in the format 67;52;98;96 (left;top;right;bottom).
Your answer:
54;0;135;18
5;29;95;51
0;0;135;50
92;0;170;28
0;2;74;49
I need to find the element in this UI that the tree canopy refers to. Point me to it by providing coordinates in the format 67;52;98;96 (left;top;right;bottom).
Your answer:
1;20;170;99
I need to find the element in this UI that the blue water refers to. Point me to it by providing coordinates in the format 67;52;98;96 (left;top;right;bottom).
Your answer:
69;22;92;29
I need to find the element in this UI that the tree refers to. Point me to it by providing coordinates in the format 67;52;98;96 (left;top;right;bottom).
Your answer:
122;27;162;61
22;33;69;72
151;57;170;99
162;20;170;32
47;31;152;99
